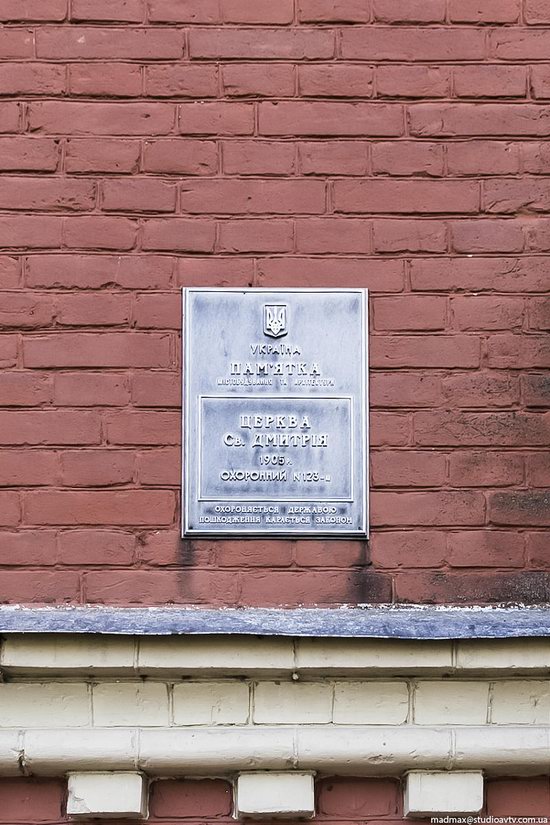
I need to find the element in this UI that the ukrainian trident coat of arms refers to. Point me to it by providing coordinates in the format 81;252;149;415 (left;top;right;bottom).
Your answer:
263;304;288;338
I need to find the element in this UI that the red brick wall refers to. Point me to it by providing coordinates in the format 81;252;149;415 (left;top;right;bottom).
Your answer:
0;777;548;822
0;0;548;607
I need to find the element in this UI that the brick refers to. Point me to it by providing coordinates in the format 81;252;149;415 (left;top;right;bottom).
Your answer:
405;772;484;818
0;102;20;133
373;219;447;253
521;141;550;173
415;411;550;446
136;448;180;485
449;0;520;22
36;27;183;59
371;491;485;527
450;452;524;487
222;64;295;98
64;217;138;250
0;29;33;58
484;179;550;214
527;532;550;567
132;372;180;407
525;0;550;23
146;65;217;98
492;681;550;724
29;102;175;135
0;781;63;821
0;216;62;249
411;256;549;293
173;681;249;724
256;257;404;292
69;64;142;97
334;680;408;724
58;530;135;565
337;180;478;214
219;220;294;253
370;373;440;408
414;681;489;724
370;412;410;446
84;569;238;603
236;773;314;820
102;179;176;213
23;333;171;368
523;374;550;407
527;453;550;487
0;570;79;602
0;528;55;564
180;180;325;214
377;65;450;98
150;780;232;818
525;217;550;251
105;411;179;445
221;0;293;24
25;490;176;526
133;294;180;329
216;541;293;568
0;373;51;406
373;296;446;331
452;297;524;331
531;66;550;99
447;142;520;176
454;66;526;98
0;0;66;20
93;682;168;726
490;491;550;526
56;294;131;327
60;450;134;487
395;570;550;604
298;0;370;22
0;256;20;288
374;0;444;21
0;491;21;524
296;218;371;253
317;778;399;817
370;532;446;569
178;256;254;287
179;102;253;135
450;221;524;254
342;27;485;61
0;137;59;172
67;773;147;819
530;298;550;331
299;65;373;97
71;0;144;22
372;142;444;176
410;103;550;137
223;141;295;176
54;374;130;407
147;0;219;22
371;451;445;487
0;63;65;96
447;532;524;568
486;779;550;816
0;178;95;213
0;293;54;328
0;336;17;368
491;28;550;60
299;141;368;176
239;570;392;605
0;410;101;445
144;139;217;175
190;27;334;60
142;219;215;252
65;139;140;174
0;450;58;487
254;682;332;723
260;101;403;136
371;336;480;368
488;335;550;368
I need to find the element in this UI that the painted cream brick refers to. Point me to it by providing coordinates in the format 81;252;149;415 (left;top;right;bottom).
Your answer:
24;729;138;773
414;681;489;725
236;772;315;819
296;639;453;674
405;771;484;817
333;680;409;724
138;637;294;675
0;731;26;775
492;680;550;724
173;681;249;725
253;682;333;724
0;683;90;727
1;635;136;675
67;772;147;819
93;683;169;727
453;726;549;771
457;640;550;673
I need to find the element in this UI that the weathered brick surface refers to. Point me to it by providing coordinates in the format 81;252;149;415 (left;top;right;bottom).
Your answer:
0;0;547;608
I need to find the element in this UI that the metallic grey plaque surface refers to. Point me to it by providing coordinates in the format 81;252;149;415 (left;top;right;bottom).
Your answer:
183;288;369;537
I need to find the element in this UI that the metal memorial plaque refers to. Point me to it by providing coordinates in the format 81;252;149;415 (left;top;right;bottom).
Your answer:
182;288;369;537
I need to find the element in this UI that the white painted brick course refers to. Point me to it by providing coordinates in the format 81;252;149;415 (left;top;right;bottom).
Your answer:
457;640;550;673
253;682;333;724
296;639;453;673
173;681;249;725
1;636;136;675
333;680;409;724
93;683;169;726
414;681;489;725
492;680;550;724
236;772;315;819
138;637;294;675
67;772;147;819
0;683;90;727
404;771;483;817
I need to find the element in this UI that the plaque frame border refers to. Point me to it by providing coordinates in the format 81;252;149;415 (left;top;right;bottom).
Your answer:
182;287;369;539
